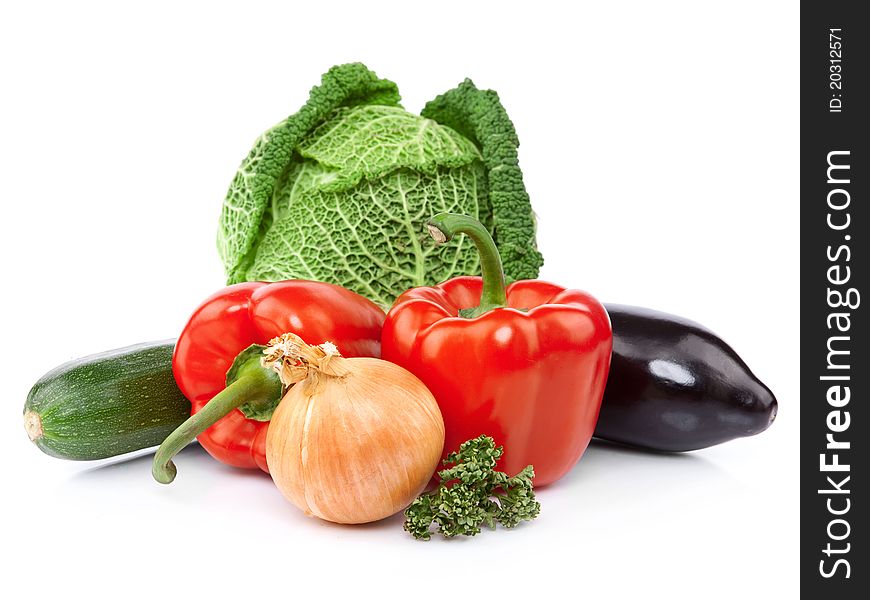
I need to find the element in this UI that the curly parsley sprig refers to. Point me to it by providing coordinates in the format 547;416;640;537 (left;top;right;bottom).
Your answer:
403;435;541;540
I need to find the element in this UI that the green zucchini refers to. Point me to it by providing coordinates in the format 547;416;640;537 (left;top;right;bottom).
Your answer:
24;340;190;460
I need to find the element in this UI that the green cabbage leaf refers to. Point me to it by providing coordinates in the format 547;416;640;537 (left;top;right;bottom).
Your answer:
217;63;542;307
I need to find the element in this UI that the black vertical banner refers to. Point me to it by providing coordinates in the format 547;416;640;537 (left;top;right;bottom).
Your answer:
802;2;868;596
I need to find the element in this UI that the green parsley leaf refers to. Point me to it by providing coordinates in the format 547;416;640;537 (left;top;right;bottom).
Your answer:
403;435;541;540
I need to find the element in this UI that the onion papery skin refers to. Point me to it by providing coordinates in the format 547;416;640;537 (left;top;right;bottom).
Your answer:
266;358;445;524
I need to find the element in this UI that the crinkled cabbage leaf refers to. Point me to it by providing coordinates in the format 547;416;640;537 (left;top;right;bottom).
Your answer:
218;63;542;307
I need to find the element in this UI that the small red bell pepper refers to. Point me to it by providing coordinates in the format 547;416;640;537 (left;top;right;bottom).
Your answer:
382;214;612;487
152;280;385;483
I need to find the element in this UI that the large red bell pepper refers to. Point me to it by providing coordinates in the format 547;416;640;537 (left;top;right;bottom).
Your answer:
382;214;612;487
152;280;385;483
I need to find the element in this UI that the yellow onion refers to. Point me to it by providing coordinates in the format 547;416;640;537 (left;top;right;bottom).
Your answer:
262;333;445;524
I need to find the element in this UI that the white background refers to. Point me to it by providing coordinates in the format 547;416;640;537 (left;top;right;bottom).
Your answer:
0;2;799;598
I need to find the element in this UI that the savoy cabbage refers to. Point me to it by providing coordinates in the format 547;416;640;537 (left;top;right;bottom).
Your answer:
217;63;542;307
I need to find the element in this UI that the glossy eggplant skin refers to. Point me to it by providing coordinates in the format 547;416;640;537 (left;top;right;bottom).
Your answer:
595;304;778;452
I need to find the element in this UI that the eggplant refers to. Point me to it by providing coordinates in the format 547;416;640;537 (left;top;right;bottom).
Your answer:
595;304;778;452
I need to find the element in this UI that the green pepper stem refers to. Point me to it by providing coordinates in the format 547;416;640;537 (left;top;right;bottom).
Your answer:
152;371;275;484
427;213;507;318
